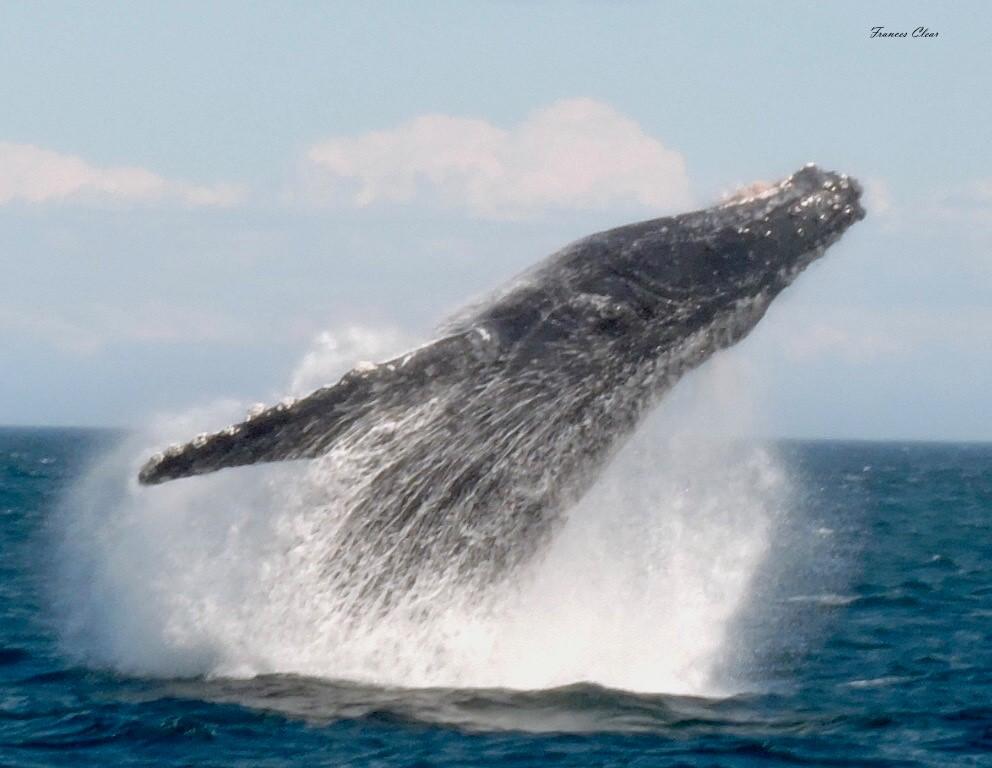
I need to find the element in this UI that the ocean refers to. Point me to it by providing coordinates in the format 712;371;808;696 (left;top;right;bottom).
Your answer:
1;426;990;766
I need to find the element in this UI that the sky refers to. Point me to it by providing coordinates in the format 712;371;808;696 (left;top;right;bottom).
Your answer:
1;1;990;440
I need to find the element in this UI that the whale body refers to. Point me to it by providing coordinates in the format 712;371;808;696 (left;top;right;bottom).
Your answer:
140;164;865;600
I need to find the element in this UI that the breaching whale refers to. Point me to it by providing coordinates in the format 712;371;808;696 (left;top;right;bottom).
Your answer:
140;164;864;600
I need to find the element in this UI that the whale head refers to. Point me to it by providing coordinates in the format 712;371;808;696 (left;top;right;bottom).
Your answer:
587;162;865;369
475;164;866;366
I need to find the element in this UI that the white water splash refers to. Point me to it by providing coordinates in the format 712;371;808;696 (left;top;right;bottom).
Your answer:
53;328;789;696
288;325;414;396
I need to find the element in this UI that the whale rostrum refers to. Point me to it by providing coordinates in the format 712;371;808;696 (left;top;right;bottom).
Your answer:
139;164;864;596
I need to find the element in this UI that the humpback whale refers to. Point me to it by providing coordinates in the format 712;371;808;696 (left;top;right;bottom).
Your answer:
140;164;864;601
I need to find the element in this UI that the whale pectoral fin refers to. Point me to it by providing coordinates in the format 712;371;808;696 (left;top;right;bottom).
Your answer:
137;374;372;485
138;329;497;486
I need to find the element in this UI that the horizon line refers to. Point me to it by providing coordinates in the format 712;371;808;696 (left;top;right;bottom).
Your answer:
1;424;990;447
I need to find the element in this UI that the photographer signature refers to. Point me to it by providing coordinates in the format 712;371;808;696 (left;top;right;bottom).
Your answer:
870;26;938;38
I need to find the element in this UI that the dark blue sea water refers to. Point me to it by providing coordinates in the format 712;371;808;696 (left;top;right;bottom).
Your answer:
1;427;990;766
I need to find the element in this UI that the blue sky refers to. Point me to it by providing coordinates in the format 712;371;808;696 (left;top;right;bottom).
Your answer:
1;1;990;439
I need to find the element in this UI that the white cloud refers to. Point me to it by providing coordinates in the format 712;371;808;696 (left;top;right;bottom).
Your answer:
304;98;692;219
0;142;244;207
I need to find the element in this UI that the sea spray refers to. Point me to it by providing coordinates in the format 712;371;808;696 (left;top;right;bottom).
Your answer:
53;327;789;695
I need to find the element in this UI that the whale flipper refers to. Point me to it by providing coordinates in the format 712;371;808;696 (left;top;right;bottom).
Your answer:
138;330;497;485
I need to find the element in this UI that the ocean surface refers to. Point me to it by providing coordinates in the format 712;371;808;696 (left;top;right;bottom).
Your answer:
1;426;990;766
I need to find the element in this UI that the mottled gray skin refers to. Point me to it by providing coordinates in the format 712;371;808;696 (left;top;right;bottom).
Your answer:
140;165;864;598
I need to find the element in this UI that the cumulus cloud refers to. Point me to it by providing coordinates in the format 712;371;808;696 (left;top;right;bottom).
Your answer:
303;98;692;219
0;142;244;207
